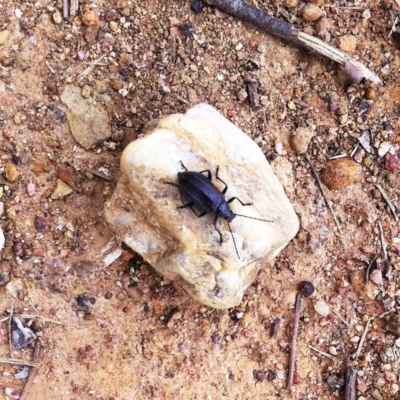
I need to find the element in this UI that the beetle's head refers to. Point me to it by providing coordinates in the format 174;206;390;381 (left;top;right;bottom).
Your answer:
218;202;234;222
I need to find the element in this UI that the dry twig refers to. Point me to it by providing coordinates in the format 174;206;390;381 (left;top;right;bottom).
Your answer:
19;314;65;326
375;184;398;222
308;345;335;360
287;293;301;388
344;368;357;400
204;0;380;84
305;154;342;234
377;221;388;260
352;317;372;359
0;358;37;367
20;340;41;400
332;310;350;328
77;53;109;80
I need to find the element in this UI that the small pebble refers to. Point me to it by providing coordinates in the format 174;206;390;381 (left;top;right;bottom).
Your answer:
328;346;337;356
338;35;357;52
370;269;383;285
82;9;99;29
81;85;92;98
5;387;20;399
53;11;62;24
26;183;36;197
314;300;330;316
320;158;361;190
5;164;19;182
302;4;324;21
365;87;376;100
338;114;348;124
109;21;119;32
51;179;73;200
15;8;22;19
284;0;298;7
291;127;314;154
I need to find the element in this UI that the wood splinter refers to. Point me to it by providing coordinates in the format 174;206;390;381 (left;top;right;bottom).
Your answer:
203;0;380;84
344;368;357;400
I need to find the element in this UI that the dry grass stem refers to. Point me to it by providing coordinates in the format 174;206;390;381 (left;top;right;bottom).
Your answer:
352;317;372;359
20;340;42;400
287;293;302;388
305;154;342;234
308;345;335;360
375;184;399;221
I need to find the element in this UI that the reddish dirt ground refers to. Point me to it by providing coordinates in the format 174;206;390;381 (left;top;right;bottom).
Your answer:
1;0;400;399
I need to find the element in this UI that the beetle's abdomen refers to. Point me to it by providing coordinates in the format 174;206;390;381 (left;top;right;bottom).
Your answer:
178;171;224;215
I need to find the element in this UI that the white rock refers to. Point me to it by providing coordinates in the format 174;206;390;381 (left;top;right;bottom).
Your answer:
104;104;299;308
314;300;330;317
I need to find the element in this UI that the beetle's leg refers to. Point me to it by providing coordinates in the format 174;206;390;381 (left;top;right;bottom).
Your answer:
212;216;223;244
189;207;207;218
179;161;188;171
227;197;253;207
215;166;229;194
198;169;212;180
165;182;179;187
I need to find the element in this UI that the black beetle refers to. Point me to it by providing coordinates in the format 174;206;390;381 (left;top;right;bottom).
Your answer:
167;162;273;258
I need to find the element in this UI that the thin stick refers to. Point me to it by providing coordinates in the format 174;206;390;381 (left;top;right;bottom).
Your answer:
204;0;380;84
77;53;109;80
305;154;342;234
63;0;69;18
366;254;379;285
308;345;335;360
0;358;37;367
377;222;388;260
352;317;372;359
9;301;14;354
20;340;41;400
332;310;351;328
0;316;9;323
287;293;301;388
375;184;399;222
19;315;65;326
344;368;357;400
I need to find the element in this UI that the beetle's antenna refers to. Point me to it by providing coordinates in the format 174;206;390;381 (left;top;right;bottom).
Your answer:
227;222;240;259
234;213;274;222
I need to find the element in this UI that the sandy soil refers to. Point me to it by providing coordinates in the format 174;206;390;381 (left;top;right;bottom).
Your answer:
0;0;400;399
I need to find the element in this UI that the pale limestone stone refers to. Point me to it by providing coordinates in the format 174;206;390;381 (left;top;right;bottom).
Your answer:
104;104;299;308
60;85;111;150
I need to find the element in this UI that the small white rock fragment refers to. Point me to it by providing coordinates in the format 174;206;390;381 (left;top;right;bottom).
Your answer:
104;104;299;309
14;367;30;380
53;11;62;24
5;387;20;399
0;224;4;252
314;300;330;317
329;346;338;356
26;183;36;197
370;269;383;285
378;141;391;158
15;8;22;19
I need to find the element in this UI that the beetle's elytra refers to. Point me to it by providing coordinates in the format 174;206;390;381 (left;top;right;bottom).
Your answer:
167;162;273;258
